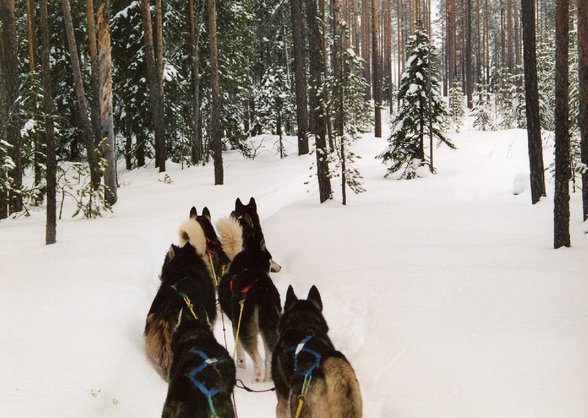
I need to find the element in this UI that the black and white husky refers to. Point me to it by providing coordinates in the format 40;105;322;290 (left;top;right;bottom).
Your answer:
217;210;282;382
272;286;363;418
178;206;230;286
162;308;236;418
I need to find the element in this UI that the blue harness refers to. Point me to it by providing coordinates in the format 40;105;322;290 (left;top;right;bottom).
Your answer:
287;335;322;377
185;349;226;417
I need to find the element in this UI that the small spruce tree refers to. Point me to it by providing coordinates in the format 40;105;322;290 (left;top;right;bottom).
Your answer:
448;80;465;132
471;88;495;131
378;28;454;179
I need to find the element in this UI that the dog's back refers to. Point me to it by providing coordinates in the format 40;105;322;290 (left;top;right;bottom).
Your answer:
162;315;236;418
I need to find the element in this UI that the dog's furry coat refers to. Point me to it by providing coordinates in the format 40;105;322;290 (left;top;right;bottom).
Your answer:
144;242;216;380
162;310;236;418
271;286;362;418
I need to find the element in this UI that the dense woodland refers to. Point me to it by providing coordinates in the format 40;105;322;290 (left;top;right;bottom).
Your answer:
0;0;586;248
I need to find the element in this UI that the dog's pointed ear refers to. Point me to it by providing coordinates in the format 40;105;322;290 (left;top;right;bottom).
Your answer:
189;206;198;219
307;286;323;311
202;207;211;221
229;210;238;220
235;198;244;212
167;245;176;260
241;213;254;227
248;197;257;210
284;285;298;311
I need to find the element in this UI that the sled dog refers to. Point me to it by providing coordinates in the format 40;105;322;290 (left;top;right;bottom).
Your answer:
162;308;236;418
233;197;281;273
144;242;217;380
178;206;230;285
218;213;281;382
271;285;362;418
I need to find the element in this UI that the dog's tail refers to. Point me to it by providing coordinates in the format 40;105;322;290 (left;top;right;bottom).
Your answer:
178;218;207;256
144;311;178;381
215;216;243;261
323;356;363;418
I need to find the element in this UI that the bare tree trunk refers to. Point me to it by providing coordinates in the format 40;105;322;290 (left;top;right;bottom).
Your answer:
362;0;371;99
1;0;23;214
140;0;166;172
209;0;223;185
465;0;473;108
86;0;101;145
397;0;403;87
188;0;203;163
26;0;43;187
0;23;5;219
306;0;332;202
447;0;456;86
40;0;57;244
554;0;570;248
384;0;393;113
291;0;310;155
97;0;117;205
521;0;546;205
577;0;588;221
506;0;513;72
372;0;382;136
62;0;101;188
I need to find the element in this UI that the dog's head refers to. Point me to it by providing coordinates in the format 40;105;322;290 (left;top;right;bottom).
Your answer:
234;197;281;273
160;242;200;281
280;285;329;336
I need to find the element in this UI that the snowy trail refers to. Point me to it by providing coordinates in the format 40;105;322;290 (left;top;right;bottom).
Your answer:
1;129;587;417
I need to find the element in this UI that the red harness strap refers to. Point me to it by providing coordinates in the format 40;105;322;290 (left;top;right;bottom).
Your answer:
229;269;258;296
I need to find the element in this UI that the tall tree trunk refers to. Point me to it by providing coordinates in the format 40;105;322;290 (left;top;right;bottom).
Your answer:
209;0;223;185
140;0;166;172
1;0;22;214
577;0;588;221
465;0;473;108
362;0;371;99
506;0;514;72
447;0;456;86
0;21;6;219
306;0;332;202
40;0;57;244
397;0;403;87
554;0;570;249
86;0;101;145
521;0;546;205
372;0;382;136
188;0;203;163
291;0;310;155
61;0;101;188
384;0;393;113
26;0;43;187
97;0;117;205
0;0;23;216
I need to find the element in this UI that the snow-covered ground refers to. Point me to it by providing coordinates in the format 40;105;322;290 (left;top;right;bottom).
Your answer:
1;127;587;418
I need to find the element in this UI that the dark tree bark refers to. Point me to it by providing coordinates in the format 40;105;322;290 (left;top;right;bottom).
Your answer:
40;0;57;244
1;0;23;214
554;0;570;249
209;0;223;185
0;30;6;219
26;0;43;187
577;0;588;221
306;0;332;202
465;0;473;108
447;0;456;86
361;0;371;99
188;0;203;164
86;0;101;145
291;0;309;155
61;0;101;188
521;0;546;205
140;0;166;172
372;0;382;137
97;0;117;205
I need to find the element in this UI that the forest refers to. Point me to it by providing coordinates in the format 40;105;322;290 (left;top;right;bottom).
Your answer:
0;0;586;248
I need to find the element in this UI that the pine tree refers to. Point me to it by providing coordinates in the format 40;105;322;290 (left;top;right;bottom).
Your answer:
378;28;454;179
448;80;465;132
471;88;494;131
327;24;370;203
